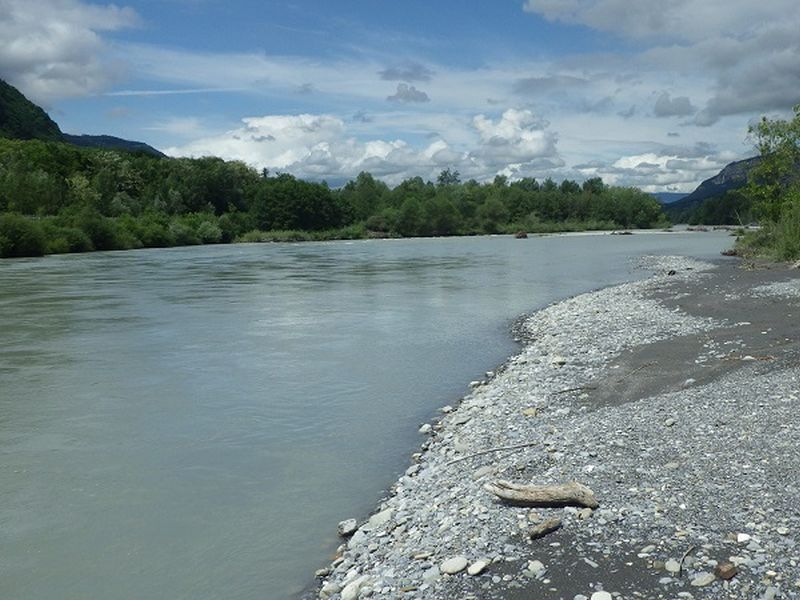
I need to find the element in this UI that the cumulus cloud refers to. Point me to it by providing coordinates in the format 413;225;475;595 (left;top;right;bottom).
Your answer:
165;108;563;185
379;62;434;82
470;109;560;168
387;83;430;103
573;146;737;192
653;92;696;117
0;0;139;104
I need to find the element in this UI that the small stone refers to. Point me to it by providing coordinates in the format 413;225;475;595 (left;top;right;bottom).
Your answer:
467;560;489;576
665;418;676;427
690;572;716;587
776;527;789;535
440;556;468;575
337;519;358;537
320;582;340;596
763;587;779;600
590;592;613;600
422;566;440;584
441;405;453;413
418;423;432;435
315;567;331;578
522;407;538;417
715;562;738;580
341;576;368;600
640;545;656;554
577;508;593;520
364;508;392;531
528;560;546;577
665;559;681;574
736;533;752;543
551;355;567;366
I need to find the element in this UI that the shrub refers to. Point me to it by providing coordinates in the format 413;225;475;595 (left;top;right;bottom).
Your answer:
0;213;47;257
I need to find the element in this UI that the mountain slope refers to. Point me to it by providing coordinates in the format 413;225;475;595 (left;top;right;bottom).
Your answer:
0;79;63;141
667;157;759;215
63;134;166;157
0;78;164;157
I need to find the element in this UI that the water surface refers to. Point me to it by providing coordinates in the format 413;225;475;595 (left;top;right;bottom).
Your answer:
0;233;732;599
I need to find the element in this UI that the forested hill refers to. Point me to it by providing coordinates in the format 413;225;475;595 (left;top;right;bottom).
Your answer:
0;79;163;156
0;80;63;141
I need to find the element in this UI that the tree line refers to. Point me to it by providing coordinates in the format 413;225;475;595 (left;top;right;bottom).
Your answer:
736;104;800;260
0;136;668;258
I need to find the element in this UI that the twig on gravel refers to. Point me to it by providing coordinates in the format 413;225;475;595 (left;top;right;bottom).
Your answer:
678;545;696;578
616;361;656;382
556;385;597;394
445;441;539;466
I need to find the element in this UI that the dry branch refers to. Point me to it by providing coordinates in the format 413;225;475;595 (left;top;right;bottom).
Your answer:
445;441;540;466
528;517;562;540
484;480;599;509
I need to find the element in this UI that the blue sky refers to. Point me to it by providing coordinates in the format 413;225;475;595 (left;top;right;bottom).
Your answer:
2;0;799;191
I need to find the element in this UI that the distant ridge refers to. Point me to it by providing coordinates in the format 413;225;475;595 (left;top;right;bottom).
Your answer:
652;192;686;204
667;157;759;214
0;78;164;157
63;134;166;157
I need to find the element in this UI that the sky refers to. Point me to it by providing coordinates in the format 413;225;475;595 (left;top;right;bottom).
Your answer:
1;0;799;191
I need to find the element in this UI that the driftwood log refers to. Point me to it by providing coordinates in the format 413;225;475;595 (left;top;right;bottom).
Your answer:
528;517;562;540
484;480;599;509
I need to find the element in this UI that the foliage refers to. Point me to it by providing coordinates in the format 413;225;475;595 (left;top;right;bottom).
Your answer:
736;105;800;260
0;137;670;258
0;79;63;141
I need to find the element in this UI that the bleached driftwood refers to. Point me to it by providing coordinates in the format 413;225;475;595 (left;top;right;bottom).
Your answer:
484;480;599;509
528;517;562;540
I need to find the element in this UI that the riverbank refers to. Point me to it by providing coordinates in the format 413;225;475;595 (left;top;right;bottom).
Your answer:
308;256;800;599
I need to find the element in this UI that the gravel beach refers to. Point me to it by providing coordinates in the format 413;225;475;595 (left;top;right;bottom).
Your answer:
309;256;800;600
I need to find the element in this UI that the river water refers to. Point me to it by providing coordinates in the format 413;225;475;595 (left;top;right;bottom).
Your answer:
0;232;731;599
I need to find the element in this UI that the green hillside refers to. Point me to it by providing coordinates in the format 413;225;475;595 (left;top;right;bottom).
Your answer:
0;79;63;141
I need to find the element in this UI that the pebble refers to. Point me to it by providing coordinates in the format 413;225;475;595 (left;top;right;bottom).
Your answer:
690;572;716;587
527;560;546;578
440;556;468;575
467;559;489;576
665;558;681;574
590;592;613;600
340;575;368;600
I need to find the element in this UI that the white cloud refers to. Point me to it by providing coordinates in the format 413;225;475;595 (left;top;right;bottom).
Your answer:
573;148;737;192
165;108;564;185
0;0;139;104
472;109;559;165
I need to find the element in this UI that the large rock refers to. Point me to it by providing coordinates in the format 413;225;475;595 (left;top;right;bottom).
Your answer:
337;519;357;537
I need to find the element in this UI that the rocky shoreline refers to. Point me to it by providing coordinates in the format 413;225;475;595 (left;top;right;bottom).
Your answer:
307;256;800;600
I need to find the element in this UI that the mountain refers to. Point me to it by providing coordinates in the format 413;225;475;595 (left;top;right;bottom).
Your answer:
663;156;761;223
63;134;166;157
0;78;164;157
0;79;63;141
652;192;686;204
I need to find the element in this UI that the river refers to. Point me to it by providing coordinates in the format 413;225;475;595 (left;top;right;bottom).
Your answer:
0;232;731;599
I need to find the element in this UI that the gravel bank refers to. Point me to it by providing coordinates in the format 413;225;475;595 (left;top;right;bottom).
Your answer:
309;256;800;600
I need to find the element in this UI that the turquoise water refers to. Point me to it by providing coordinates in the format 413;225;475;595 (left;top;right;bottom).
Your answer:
0;233;732;599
